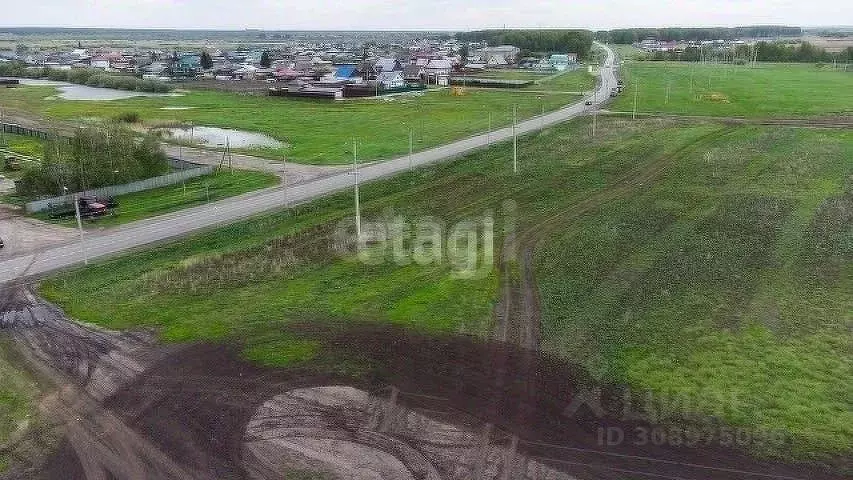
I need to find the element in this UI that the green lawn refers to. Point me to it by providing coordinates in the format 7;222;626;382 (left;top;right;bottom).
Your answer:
0;341;39;472
1;133;44;158
44;170;279;227
611;61;853;117
39;118;852;463
0;84;579;165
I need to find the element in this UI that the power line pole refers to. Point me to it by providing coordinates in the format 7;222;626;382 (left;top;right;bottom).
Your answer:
512;105;518;174
487;111;492;145
352;139;361;241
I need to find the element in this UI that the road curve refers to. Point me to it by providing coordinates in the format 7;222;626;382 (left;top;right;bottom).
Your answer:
0;43;618;284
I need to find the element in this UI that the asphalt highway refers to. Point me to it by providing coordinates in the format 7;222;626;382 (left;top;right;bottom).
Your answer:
0;43;618;284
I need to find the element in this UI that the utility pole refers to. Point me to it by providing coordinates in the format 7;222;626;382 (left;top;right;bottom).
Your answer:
487;111;492;145
352;139;361;241
73;192;88;265
512;105;518;174
592;108;597;138
665;82;670;105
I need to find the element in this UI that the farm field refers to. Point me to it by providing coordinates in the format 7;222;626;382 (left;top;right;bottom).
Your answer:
40;117;853;465
39;170;280;227
0;83;580;165
611;61;853;117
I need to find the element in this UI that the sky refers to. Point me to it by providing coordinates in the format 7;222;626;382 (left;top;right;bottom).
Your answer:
3;0;851;30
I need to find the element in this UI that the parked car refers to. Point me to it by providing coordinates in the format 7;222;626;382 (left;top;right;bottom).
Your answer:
585;100;593;106
0;237;4;249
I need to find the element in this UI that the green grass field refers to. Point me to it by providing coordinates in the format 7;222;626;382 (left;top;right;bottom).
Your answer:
39;117;852;463
62;170;280;227
1;133;44;158
0;341;39;472
0;83;579;165
611;61;853;117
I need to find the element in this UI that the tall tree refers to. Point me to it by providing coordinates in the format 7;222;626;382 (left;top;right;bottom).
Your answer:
200;51;214;70
260;50;271;68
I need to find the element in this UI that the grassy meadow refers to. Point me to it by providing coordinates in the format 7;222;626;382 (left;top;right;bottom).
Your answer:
611;61;853;117
39;117;853;463
0;83;580;165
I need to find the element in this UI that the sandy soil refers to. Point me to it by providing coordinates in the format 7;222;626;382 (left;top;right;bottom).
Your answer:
0;205;77;258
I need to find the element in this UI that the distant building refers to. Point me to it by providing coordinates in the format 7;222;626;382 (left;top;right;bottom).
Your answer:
402;64;426;84
376;71;405;89
549;54;578;71
374;57;403;73
173;55;201;77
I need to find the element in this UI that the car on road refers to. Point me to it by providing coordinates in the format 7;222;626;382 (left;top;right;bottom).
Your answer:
585;100;593;106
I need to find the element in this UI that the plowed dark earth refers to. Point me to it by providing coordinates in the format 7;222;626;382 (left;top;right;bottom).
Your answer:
0;288;848;480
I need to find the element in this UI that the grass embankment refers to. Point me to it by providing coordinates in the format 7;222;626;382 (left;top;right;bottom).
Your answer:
0;341;39;473
611;61;853;117
39;118;852;463
65;170;279;227
0;84;579;165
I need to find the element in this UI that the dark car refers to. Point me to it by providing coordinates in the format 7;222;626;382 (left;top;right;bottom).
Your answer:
0;237;4;249
585;100;593;106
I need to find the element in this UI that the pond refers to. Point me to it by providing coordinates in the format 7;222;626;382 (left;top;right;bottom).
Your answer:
2;77;180;101
159;126;285;149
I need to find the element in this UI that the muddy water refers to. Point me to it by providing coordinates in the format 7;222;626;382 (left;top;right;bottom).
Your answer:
162;126;285;149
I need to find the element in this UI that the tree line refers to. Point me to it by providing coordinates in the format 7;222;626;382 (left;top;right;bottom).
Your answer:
598;26;802;44
0;61;171;93
17;124;170;197
639;41;853;64
456;30;594;59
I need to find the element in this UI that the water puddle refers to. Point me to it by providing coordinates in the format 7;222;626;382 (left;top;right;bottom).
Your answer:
158;126;285;148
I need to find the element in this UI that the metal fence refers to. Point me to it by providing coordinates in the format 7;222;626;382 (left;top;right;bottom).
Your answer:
25;165;215;213
1;123;53;140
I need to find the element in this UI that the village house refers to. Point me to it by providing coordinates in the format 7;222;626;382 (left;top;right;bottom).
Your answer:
376;71;405;89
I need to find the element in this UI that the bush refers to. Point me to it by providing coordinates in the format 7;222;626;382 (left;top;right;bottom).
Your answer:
114;111;141;123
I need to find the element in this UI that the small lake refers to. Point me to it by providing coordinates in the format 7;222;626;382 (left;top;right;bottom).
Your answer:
161;126;285;149
2;77;180;101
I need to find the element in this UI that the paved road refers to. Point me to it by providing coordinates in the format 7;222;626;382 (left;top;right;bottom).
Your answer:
0;43;618;285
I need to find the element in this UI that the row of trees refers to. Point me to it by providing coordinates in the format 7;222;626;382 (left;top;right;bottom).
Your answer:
0;61;171;93
457;30;594;59
598;26;802;44
639;42;853;64
16;124;170;197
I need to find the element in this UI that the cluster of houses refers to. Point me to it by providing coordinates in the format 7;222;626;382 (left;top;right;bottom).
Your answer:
1;37;580;99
